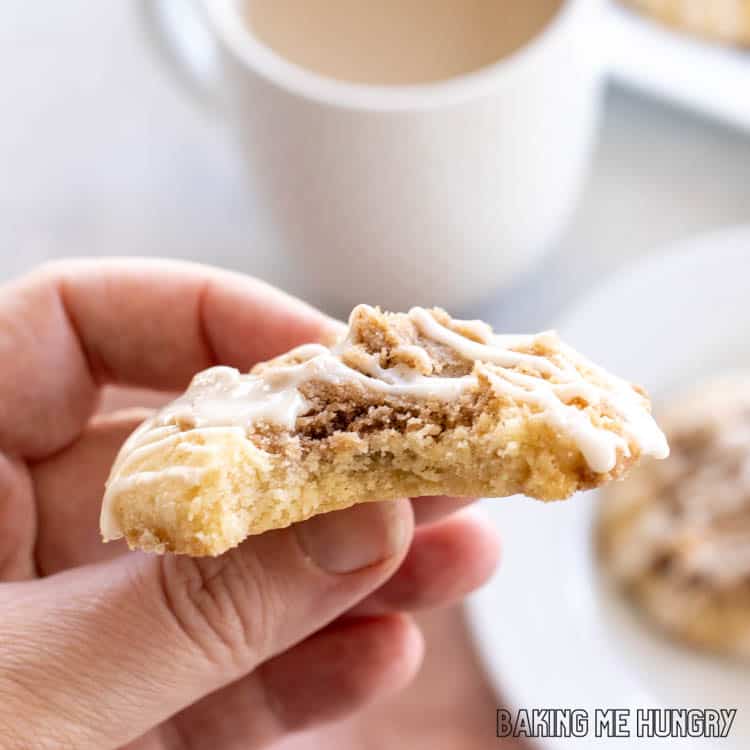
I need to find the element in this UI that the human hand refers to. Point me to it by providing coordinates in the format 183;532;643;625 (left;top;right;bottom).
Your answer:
0;259;500;750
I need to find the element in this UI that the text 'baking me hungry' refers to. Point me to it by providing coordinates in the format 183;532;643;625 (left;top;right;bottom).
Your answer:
496;708;736;739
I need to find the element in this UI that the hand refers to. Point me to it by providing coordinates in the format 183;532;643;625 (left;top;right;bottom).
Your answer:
0;259;500;750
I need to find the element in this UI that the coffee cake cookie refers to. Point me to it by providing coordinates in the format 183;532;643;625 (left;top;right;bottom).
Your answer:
101;305;668;556
622;0;750;47
598;376;750;657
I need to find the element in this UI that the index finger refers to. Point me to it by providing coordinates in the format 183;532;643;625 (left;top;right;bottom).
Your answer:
0;258;339;459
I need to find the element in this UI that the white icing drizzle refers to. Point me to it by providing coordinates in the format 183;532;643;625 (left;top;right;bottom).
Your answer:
100;305;668;541
409;307;559;376
100;426;249;539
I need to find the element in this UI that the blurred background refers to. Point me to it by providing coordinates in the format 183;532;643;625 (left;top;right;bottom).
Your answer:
4;1;750;748
4;1;749;329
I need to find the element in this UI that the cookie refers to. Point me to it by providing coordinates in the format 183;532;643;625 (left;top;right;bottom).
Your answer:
101;305;668;556
622;0;750;47
597;376;750;657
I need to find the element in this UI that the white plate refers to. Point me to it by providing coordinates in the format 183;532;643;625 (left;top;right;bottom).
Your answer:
466;226;750;749
605;2;750;131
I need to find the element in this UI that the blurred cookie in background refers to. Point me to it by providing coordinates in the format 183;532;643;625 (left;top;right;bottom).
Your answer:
597;376;750;658
621;0;750;46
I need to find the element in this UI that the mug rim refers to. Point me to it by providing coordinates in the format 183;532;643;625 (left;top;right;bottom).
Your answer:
203;0;595;111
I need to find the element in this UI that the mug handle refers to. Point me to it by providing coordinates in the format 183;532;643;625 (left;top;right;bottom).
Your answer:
139;0;225;114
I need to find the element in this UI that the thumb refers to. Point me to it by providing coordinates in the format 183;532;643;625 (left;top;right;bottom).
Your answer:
0;500;412;750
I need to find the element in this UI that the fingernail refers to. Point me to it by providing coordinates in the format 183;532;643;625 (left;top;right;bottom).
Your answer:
295;500;411;574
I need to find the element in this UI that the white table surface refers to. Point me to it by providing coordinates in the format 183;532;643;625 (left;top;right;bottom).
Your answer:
2;0;750;331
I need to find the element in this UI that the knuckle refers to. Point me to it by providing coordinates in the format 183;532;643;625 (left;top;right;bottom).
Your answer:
155;549;285;671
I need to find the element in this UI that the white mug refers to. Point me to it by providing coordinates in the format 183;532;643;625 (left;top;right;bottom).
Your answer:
143;0;604;315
